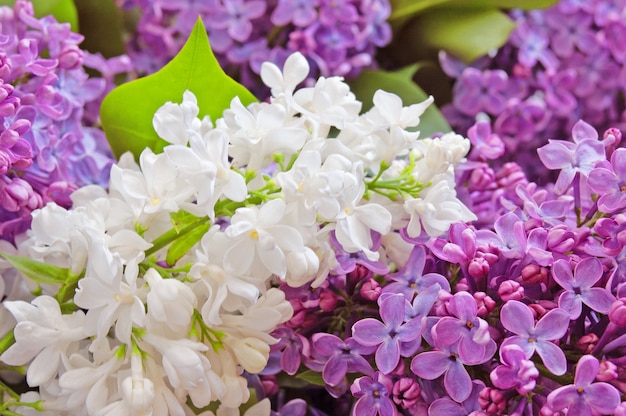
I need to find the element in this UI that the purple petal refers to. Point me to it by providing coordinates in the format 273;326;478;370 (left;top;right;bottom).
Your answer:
547;385;579;411
458;336;486;364
574;354;599;387
432;317;463;347
500;337;536;360
571;120;598;142
352;319;388;346
535;340;567;375
490;365;519;390
573;257;603;288
588;167;618;194
323;355;348;386
535;308;571;340
428;398;465;416
448;292;477;321
410;351;449;379
586;382;621;414
537;141;574;169
380;294;406;328
312;333;343;356
281;344;302;375
375;338;400;374
444;360;472;402
353;396;378;416
558;291;583;319
500;300;533;336
554;168;576;194
581;287;615;314
551;259;575;290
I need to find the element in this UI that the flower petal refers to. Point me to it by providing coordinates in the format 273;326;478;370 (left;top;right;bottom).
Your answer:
500;300;533;336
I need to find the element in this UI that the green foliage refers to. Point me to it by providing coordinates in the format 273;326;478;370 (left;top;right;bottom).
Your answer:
389;0;559;21
100;18;257;159
0;0;78;31
348;65;451;138
73;0;125;58
0;254;72;286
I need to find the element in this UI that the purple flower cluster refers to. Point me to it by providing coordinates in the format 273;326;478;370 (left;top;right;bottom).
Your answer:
0;1;131;241
248;120;626;413
116;0;391;97
441;0;626;184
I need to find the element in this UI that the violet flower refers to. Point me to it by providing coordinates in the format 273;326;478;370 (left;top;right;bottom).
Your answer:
431;291;495;364
551;257;615;319
547;355;621;415
352;293;422;374
588;148;626;212
427;380;485;416
350;372;398;416
500;300;570;375
310;333;375;386
490;344;539;395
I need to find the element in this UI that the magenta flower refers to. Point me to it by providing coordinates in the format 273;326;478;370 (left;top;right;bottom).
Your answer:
547;355;621;415
352;293;422;374
490;344;539;395
271;0;319;27
588;148;626;213
500;300;570;375
350;372;398;416
453;67;509;116
551;257;615;319
431;291;495;364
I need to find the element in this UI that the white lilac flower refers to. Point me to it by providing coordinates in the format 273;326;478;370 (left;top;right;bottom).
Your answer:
0;296;87;387
152;89;212;146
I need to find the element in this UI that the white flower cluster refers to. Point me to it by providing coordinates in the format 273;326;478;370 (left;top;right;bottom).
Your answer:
0;52;475;415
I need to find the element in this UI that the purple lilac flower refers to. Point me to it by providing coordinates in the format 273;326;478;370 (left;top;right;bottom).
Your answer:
431;291;494;363
0;1;131;241
490;344;539;395
350;372;397;416
452;68;509;116
427;380;485;416
410;342;492;403
546;355;621;415
271;327;309;375
310;333;375;386
352;293;422;374
499;300;570;375
551;257;615;319
588;148;626;212
118;0;392;97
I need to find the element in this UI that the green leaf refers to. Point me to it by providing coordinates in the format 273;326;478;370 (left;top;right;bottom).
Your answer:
165;221;210;266
389;0;558;21
348;65;451;138
73;0;125;58
408;8;515;63
0;0;79;31
295;370;326;387
0;254;72;286
100;18;257;159
389;0;450;21
170;210;205;233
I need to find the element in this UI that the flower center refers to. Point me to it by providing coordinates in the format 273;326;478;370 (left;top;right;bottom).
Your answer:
249;230;259;240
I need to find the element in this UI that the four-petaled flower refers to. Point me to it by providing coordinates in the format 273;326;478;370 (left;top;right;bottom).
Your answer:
500;300;570;375
547;355;621;415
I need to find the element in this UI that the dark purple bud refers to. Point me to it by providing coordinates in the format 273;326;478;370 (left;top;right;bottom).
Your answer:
360;278;381;302
577;333;599;354
392;377;421;409
521;264;548;285
478;387;506;415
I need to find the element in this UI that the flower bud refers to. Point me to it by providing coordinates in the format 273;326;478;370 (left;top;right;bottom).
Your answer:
360;278;381;302
521;264;548;285
319;290;338;311
392;377;421;409
610;298;626;326
468;257;490;279
547;225;576;253
228;336;270;374
498;280;524;302
474;291;496;317
597;360;618;382
577;333;599;354
478;387;506;414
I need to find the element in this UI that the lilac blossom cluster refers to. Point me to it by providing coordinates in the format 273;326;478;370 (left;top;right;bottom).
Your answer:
440;0;626;183
254;117;626;415
0;0;132;242
116;0;391;97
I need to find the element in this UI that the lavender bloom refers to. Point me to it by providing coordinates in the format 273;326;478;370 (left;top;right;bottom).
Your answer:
551;257;616;319
427;380;485;416
352;293;422;374
547;355;621;415
271;0;319;27
271;327;309;375
500;300;570;375
350;372;397;416
311;334;375;386
588;148;626;212
490;344;539;394
206;0;266;43
453;68;509;116
410;342;491;403
382;246;450;301
431;291;494;364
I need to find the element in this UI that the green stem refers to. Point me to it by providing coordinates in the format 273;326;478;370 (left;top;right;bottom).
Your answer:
533;359;573;385
144;217;209;257
0;330;15;357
